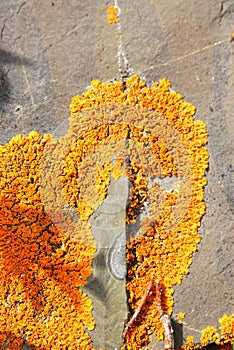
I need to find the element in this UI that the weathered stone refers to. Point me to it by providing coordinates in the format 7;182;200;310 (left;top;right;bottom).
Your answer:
85;177;128;349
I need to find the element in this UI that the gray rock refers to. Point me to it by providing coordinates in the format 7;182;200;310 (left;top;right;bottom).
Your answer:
85;177;128;349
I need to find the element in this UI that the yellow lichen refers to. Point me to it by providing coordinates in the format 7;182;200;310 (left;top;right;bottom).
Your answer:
0;132;95;349
107;6;119;24
219;314;234;342
178;312;185;324
2;75;232;350
200;326;220;346
69;75;209;348
180;314;234;349
186;335;195;347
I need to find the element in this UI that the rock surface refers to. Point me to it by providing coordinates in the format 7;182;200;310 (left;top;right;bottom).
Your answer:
85;177;128;349
0;0;233;349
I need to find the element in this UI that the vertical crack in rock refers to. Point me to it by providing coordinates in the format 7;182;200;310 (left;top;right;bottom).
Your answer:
114;0;132;83
83;177;129;349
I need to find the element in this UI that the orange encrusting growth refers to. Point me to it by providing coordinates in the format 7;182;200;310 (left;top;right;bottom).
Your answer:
1;75;232;349
201;314;234;346
69;75;209;348
180;313;234;349
0;132;95;349
107;6;119;24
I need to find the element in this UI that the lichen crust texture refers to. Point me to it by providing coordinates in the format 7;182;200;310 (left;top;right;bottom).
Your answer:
107;5;119;24
0;75;213;349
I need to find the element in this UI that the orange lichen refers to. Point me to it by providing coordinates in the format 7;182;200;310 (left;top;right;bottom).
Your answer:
219;314;234;343
69;75;209;348
177;312;185;324
2;75;232;349
186;335;195;347
179;314;234;350
107;5;119;24
0;132;95;349
200;326;220;346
